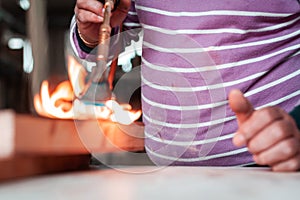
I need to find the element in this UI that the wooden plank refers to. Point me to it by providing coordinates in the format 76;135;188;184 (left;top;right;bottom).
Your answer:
0;110;15;159
0;110;144;156
0;109;144;181
0;154;90;181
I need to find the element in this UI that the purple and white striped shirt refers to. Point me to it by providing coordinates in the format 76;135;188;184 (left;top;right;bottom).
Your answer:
71;0;300;166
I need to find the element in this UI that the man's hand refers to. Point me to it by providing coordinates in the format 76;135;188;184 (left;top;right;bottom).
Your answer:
229;89;300;172
75;0;131;46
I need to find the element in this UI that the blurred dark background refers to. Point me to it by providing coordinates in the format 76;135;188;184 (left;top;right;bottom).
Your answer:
0;0;75;113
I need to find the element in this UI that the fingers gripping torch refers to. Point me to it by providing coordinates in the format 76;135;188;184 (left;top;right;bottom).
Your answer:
78;0;117;105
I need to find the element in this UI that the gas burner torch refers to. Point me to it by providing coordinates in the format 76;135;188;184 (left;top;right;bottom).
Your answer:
78;0;118;105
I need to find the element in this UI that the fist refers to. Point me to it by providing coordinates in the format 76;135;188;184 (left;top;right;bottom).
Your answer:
75;0;131;46
229;90;300;172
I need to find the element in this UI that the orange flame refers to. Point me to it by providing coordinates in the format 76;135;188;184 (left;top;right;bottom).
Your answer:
34;56;141;125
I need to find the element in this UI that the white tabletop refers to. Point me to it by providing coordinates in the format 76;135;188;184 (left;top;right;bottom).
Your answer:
0;166;299;200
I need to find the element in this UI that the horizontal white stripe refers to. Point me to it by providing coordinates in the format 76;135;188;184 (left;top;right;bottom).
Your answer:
244;69;300;97
142;93;228;111
143;29;300;53
293;51;300;57
141;16;300;35
142;70;300;112
142;71;266;92
123;22;141;27
144;91;300;147
255;90;300;110
128;11;137;15
143;89;300;129
145;131;234;146
145;146;249;162
143;113;236;129
142;43;300;73
135;5;292;17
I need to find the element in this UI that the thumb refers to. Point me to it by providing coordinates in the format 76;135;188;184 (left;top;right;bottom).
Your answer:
228;89;254;125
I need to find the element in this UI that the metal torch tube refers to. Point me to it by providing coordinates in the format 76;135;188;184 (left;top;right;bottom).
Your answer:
93;0;114;83
78;0;115;100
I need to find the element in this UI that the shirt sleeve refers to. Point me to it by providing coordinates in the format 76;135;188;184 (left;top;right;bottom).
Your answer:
69;16;92;60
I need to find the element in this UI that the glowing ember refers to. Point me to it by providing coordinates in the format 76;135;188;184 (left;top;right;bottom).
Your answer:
33;56;141;125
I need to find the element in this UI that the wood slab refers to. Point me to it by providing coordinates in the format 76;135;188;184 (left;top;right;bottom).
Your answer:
0;154;91;181
0;110;144;157
0;110;144;180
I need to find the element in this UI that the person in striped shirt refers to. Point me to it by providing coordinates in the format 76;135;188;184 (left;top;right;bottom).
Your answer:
71;0;300;171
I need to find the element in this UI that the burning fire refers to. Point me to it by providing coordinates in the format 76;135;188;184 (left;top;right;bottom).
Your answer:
34;56;141;125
